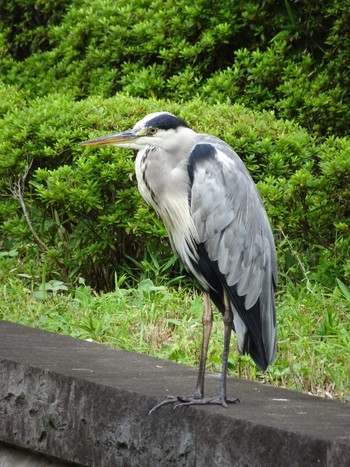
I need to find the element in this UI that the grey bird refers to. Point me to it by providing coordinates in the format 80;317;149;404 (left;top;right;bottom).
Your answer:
81;112;277;411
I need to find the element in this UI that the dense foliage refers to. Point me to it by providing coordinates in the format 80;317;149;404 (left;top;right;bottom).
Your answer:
1;0;350;136
0;87;349;288
0;0;349;289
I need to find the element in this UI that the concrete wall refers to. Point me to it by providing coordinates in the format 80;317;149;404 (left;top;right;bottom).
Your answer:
0;442;75;466
0;320;349;466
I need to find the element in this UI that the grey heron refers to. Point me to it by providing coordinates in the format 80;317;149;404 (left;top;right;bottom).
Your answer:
81;112;277;411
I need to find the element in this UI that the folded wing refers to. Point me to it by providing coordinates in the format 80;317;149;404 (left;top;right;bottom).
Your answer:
188;136;277;370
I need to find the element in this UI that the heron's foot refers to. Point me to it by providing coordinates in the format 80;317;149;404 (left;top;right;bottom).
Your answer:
173;394;240;409
149;395;187;414
149;394;240;414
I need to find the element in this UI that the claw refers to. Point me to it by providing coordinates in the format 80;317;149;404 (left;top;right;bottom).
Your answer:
149;394;240;413
148;396;183;414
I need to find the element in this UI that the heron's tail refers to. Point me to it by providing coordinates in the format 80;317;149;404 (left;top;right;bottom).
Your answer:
229;289;276;372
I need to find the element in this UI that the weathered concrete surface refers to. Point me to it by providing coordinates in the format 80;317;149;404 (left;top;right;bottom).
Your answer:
0;441;76;466
0;320;349;467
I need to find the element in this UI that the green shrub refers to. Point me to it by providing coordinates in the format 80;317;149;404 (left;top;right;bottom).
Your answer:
0;91;168;288
1;0;350;136
0;90;349;288
0;0;71;59
0;0;254;97
200;38;350;138
0;80;27;117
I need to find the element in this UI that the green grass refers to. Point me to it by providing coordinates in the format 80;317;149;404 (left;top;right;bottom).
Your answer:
0;256;349;402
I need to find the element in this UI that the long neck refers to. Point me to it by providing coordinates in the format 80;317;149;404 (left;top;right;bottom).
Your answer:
135;129;197;211
134;136;208;287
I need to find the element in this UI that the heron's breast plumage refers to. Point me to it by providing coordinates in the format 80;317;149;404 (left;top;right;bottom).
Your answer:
135;145;209;289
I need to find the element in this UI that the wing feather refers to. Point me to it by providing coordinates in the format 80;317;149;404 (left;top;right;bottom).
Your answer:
188;136;277;369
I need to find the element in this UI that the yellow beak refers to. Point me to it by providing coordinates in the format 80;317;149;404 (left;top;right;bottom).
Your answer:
80;130;137;147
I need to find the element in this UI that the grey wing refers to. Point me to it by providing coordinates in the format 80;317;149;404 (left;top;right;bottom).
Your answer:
189;136;277;368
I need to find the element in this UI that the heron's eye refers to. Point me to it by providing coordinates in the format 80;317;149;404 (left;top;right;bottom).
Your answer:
149;127;158;135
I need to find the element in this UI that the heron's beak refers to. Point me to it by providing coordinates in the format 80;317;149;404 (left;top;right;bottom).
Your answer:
80;129;137;147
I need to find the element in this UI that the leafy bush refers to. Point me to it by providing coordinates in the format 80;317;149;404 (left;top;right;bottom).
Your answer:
0;0;258;97
0;89;349;288
0;0;71;59
201;39;350;138
0;91;168;288
1;0;350;136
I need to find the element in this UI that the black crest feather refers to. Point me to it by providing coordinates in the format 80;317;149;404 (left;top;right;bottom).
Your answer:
146;113;189;130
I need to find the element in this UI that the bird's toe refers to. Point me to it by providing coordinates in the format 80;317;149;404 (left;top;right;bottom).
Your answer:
149;394;239;413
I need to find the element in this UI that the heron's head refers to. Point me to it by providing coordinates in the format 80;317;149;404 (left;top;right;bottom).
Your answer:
81;112;194;151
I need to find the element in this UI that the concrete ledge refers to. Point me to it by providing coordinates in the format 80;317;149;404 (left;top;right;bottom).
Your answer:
0;441;74;466
0;320;349;466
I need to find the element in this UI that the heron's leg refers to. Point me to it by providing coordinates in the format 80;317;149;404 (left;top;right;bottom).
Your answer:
218;290;234;401
193;290;213;399
149;291;239;413
149;291;212;414
172;291;239;408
